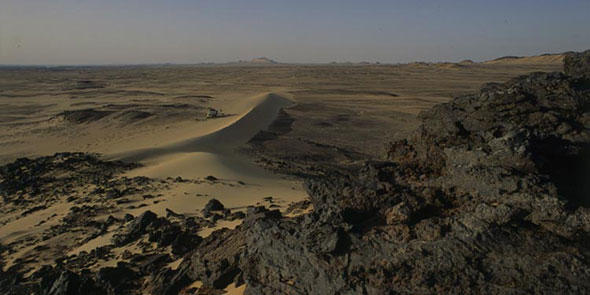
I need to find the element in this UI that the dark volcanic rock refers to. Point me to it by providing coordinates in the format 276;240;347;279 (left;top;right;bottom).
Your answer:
565;50;590;78
150;264;192;295
185;51;590;294
27;266;106;295
96;262;139;295
138;254;172;275
202;199;225;217
170;232;203;256
112;210;158;246
184;224;253;290
0;152;138;201
205;175;218;181
388;71;590;208
44;269;105;295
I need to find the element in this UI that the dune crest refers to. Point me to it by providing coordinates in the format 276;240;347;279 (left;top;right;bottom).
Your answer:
114;93;293;162
116;92;304;217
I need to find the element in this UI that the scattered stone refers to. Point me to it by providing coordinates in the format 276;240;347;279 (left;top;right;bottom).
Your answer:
202;199;225;217
112;211;158;246
205;175;218;181
138;254;172;275
165;208;183;219
225;211;246;221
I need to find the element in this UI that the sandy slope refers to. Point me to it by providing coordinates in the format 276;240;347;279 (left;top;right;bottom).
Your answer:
0;93;306;275
116;93;305;215
115;93;294;160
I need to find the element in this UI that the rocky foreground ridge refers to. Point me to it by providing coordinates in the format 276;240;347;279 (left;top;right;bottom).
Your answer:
1;50;589;294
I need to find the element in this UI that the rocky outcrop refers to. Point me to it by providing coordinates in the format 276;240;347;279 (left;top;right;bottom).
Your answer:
0;152;138;200
565;50;590;79
136;51;590;294
42;269;105;295
201;199;226;217
228;51;589;294
388;71;590;209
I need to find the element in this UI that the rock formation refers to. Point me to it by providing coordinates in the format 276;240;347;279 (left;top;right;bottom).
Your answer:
225;50;588;294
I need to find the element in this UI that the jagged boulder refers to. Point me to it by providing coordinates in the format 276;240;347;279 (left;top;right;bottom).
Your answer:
389;70;590;208
112;210;158;246
96;262;139;295
38;267;105;295
202;199;225;217
150;263;192;295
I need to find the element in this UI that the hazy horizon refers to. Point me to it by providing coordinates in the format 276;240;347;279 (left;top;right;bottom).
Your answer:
1;0;589;65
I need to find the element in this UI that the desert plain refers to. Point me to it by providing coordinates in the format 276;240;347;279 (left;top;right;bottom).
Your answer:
2;53;588;294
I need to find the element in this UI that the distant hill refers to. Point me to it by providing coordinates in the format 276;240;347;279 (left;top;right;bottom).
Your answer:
247;57;278;64
229;57;279;65
484;53;565;65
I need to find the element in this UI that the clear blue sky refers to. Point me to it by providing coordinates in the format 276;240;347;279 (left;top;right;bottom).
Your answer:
1;0;589;65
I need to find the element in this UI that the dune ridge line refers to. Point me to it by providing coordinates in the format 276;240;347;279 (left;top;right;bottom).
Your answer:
112;93;294;162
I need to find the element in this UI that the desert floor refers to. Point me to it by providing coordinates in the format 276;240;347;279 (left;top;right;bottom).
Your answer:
0;56;563;290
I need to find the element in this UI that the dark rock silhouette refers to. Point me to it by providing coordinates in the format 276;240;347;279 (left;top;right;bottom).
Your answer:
565;50;590;78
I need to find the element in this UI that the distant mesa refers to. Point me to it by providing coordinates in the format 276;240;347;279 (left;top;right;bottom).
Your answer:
232;57;279;65
245;57;278;64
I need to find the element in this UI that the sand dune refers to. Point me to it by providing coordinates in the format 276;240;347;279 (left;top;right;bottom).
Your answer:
122;150;305;215
118;93;305;218
115;93;294;162
0;92;306;276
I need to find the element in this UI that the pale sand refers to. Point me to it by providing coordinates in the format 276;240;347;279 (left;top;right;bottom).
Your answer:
224;283;247;295
0;201;72;244
118;93;307;217
114;93;294;159
67;230;117;256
